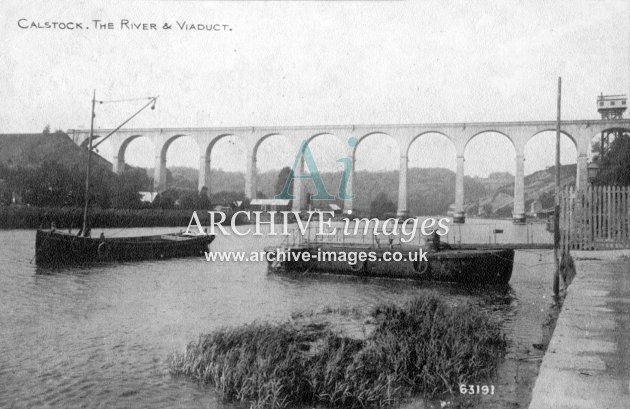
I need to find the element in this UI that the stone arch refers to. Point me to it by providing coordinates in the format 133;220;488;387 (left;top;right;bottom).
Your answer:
304;131;341;146
406;131;456;156
405;131;458;217
524;130;578;174
204;133;239;158
116;134;152;171
351;131;400;216
248;133;296;200
297;132;349;210
462;130;519;222
464;129;516;153
160;134;200;162
200;133;246;193
154;134;200;192
528;129;579;152
300;132;348;173
586;126;630;157
354;131;399;156
463;130;517;180
252;133;284;161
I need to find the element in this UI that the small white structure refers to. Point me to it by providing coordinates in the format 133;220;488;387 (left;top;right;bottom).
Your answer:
597;93;627;119
250;199;291;212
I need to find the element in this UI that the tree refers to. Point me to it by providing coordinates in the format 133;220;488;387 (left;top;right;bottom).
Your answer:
19;161;84;207
210;190;248;208
110;168;152;209
152;189;179;209
179;190;200;209
275;166;293;196
594;131;630;185
481;203;493;216
370;192;396;219
198;186;211;209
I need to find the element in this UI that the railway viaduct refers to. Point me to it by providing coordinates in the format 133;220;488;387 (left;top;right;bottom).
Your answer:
69;119;630;223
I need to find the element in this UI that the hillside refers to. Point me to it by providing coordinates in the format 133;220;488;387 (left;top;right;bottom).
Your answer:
0;132;113;174
472;164;576;217
164;166;488;216
164;163;579;217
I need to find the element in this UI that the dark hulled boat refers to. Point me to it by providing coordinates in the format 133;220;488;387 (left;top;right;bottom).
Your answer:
265;246;514;285
36;229;214;266
34;92;216;267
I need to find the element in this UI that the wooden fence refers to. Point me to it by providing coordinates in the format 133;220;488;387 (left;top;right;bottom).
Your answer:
559;185;630;250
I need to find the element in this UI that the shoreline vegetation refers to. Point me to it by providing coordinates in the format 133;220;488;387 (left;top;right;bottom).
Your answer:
169;295;507;409
0;206;247;229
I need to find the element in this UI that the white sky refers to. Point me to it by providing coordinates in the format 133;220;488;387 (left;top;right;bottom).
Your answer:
1;0;628;176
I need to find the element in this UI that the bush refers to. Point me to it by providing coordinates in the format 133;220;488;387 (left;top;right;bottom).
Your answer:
0;206;247;229
169;294;507;408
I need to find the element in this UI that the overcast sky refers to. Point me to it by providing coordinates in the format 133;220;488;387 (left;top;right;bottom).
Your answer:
1;0;628;176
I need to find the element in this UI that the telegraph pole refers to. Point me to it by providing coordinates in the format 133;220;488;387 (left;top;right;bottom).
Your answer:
553;78;561;297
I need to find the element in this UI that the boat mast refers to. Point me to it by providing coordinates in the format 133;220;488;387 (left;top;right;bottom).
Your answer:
79;93;157;237
82;90;96;237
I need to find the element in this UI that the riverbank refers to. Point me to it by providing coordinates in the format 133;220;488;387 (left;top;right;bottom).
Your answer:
0;205;247;229
529;249;630;409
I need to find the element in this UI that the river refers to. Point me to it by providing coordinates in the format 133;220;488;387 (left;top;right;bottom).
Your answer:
1;219;554;408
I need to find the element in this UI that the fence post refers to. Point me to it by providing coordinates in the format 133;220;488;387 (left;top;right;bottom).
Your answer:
587;185;595;249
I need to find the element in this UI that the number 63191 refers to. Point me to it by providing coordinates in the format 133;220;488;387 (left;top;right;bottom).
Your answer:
459;384;495;395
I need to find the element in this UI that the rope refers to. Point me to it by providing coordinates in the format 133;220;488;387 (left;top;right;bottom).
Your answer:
97;97;154;104
485;250;555;269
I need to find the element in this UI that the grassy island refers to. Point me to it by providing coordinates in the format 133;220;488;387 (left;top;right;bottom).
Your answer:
169;295;507;408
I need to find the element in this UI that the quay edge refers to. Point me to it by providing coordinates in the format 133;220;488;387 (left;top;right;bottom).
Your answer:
528;250;630;409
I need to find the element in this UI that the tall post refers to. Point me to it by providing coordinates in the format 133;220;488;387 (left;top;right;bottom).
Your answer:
292;155;304;212
81;90;96;236
454;154;466;223
553;77;562;297
397;152;409;217
245;151;257;200
576;152;588;190
153;144;167;192
513;153;526;224
344;149;354;214
112;154;125;174
198;154;210;192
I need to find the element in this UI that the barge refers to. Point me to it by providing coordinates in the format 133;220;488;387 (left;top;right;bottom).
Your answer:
36;229;214;266
265;244;514;285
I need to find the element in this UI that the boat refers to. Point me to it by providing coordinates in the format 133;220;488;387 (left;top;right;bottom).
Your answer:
35;91;214;267
265;245;514;285
36;229;213;266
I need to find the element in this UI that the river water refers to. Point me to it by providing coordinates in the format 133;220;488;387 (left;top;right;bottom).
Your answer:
1;219;555;408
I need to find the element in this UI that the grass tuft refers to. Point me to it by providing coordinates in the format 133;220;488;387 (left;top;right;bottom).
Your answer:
169;294;507;408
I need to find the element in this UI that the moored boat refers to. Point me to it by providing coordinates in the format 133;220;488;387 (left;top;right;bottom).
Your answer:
36;229;214;266
265;245;514;285
34;92;216;267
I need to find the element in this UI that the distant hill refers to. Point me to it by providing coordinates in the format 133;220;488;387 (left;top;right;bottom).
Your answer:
0;132;113;174
163;166;488;216
163;163;579;218
472;164;576;217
